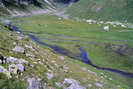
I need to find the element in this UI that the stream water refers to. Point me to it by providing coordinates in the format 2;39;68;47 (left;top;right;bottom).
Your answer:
7;24;133;78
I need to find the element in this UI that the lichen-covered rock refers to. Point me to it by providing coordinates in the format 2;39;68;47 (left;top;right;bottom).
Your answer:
26;52;35;58
27;77;42;89
103;26;110;31
12;46;25;53
17;36;24;40
59;56;65;60
46;73;54;80
8;63;25;75
63;78;86;89
8;64;18;75
6;56;28;64
95;82;103;87
16;64;25;72
25;44;35;51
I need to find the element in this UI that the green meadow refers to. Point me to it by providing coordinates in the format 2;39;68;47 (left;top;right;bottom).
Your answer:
12;14;133;88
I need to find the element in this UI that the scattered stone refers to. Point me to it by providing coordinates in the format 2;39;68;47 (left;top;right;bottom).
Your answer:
28;64;34;68
99;21;104;24
86;19;96;24
54;63;59;68
104;75;107;78
95;82;103;87
51;60;56;63
59;56;65;60
6;56;28;64
113;25;116;27
103;26;110;31
38;61;43;65
8;64;25;75
27;77;42;89
63;65;69;73
26;53;35;58
81;67;87;71
109;78;113;81
100;76;104;79
33;62;38;64
12;46;25;53
17;36;24;40
100;73;104;75
87;77;91;80
94;79;99;82
58;18;62;20
8;64;18;75
55;82;63;88
25;44;35;51
46;73;54;80
16;64;25;72
63;65;69;70
121;24;126;28
88;84;92;87
13;42;17;45
63;78;86;89
87;70;97;76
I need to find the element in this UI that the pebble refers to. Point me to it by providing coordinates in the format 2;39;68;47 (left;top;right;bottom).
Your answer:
59;56;65;60
95;82;103;87
16;64;25;72
12;46;25;53
103;26;110;31
63;78;86;89
88;84;92;87
46;73;54;79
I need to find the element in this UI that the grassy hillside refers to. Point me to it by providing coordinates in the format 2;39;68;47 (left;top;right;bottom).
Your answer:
0;0;133;88
66;0;133;23
0;18;130;89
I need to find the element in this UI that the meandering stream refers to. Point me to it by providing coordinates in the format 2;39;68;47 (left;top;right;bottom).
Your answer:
5;23;133;78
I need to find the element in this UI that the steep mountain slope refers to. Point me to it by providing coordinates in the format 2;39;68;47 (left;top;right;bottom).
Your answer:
0;0;78;17
0;0;56;16
67;0;133;22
